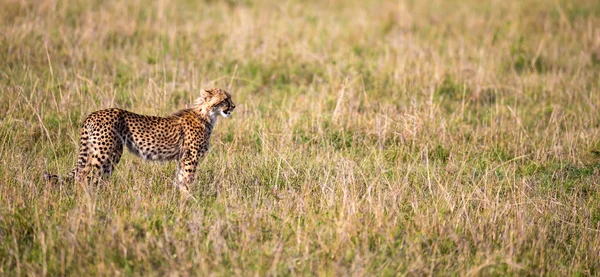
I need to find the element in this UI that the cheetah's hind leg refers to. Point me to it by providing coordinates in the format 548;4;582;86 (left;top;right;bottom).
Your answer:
102;139;123;177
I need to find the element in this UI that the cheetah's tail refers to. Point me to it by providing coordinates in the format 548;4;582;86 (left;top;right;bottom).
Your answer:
43;168;76;185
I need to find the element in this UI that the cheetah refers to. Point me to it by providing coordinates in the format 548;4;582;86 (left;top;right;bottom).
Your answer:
44;88;235;192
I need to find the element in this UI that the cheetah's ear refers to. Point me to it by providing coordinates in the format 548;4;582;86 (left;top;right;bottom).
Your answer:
201;88;218;100
202;88;217;95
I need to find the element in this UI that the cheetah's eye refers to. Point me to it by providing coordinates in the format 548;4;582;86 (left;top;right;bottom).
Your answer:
220;100;232;109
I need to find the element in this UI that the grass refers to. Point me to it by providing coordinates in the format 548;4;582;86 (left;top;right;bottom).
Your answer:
1;0;600;275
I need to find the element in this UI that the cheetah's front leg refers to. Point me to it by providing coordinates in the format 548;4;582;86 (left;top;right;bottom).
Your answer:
177;149;200;192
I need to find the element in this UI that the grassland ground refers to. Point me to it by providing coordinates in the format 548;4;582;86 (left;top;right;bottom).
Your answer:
1;0;600;275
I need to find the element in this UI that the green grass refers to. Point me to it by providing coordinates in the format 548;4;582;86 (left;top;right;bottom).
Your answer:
1;0;600;275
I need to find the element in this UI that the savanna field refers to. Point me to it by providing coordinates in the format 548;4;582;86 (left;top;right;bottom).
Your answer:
1;0;600;275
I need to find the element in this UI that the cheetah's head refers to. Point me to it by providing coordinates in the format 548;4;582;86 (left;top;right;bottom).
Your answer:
197;88;236;118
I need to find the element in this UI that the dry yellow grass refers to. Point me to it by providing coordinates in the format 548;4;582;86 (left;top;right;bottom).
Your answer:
1;0;600;275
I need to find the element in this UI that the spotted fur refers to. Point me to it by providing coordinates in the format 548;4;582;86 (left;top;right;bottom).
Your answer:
44;88;235;190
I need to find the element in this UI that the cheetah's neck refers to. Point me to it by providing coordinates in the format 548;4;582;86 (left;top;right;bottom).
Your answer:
208;109;218;127
196;107;218;127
